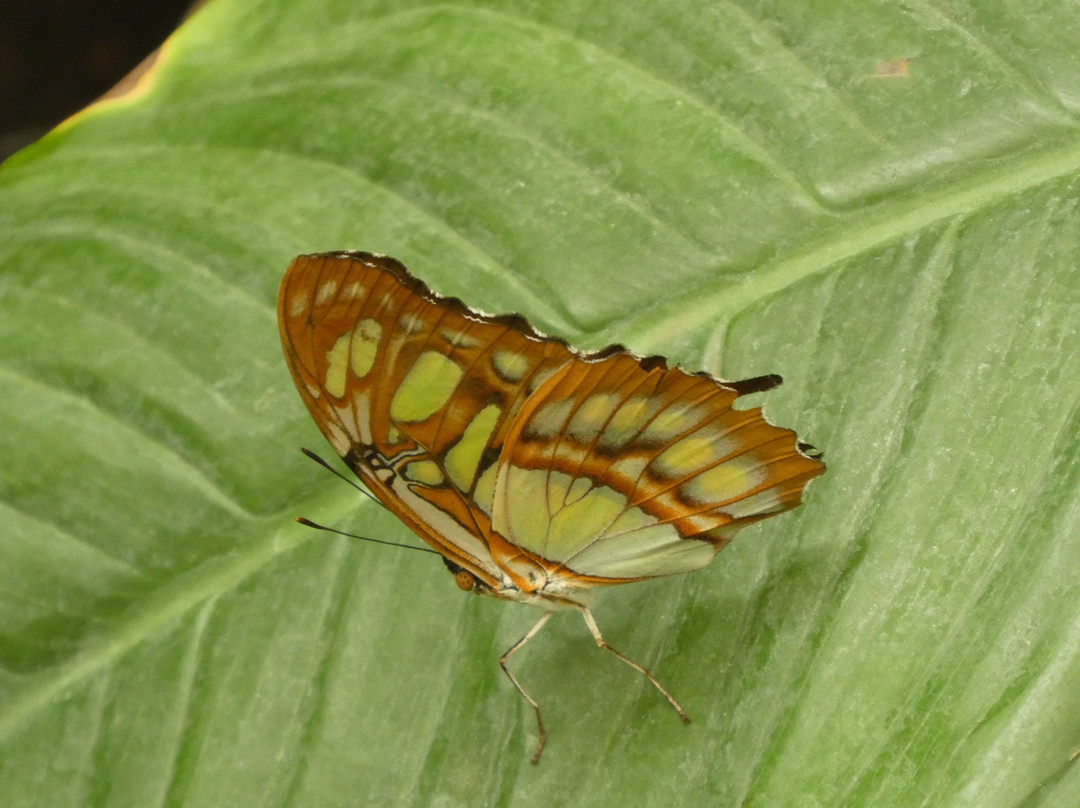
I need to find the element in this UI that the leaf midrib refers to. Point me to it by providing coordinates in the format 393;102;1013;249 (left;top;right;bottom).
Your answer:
630;138;1080;349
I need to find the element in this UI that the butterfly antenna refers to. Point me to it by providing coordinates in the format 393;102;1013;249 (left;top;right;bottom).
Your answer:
300;447;383;508
296;448;436;554
295;517;440;555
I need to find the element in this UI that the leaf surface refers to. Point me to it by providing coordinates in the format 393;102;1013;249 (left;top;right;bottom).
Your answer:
2;1;1079;806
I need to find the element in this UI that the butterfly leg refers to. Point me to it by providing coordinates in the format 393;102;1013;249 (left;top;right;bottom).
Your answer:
577;605;691;725
499;611;553;764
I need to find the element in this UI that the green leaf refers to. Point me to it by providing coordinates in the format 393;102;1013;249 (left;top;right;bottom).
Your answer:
2;1;1079;805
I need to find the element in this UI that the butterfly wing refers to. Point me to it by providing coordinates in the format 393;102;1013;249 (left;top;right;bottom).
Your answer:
278;251;575;589
280;251;824;599
492;350;825;586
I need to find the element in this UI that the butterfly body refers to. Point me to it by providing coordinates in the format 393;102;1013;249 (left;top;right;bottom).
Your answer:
278;250;824;760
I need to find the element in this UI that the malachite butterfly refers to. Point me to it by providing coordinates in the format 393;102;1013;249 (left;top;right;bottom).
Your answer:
278;251;825;762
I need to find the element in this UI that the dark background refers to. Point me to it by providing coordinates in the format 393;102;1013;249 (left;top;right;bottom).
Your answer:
1;1;193;161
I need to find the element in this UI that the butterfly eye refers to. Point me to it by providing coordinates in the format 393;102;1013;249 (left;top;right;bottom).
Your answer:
453;569;477;592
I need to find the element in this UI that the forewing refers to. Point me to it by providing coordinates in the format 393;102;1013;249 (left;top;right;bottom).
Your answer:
278;251;572;584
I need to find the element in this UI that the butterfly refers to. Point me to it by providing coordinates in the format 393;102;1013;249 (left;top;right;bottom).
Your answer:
278;251;825;762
